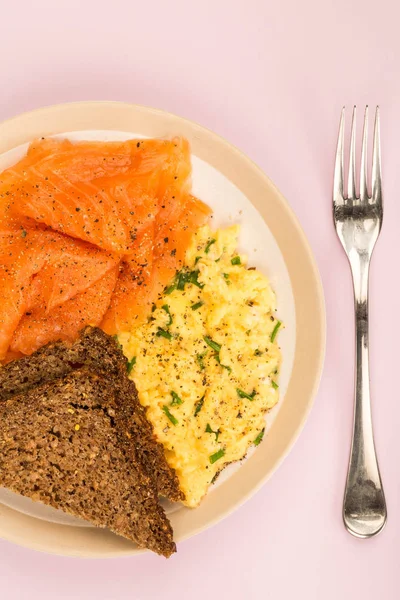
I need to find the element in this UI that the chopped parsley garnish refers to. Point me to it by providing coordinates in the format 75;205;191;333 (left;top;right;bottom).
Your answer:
236;388;256;401
196;352;207;370
151;303;157;313
203;336;221;353
162;304;173;325
214;352;232;373
156;328;172;341
223;273;229;280
170;391;183;405
270;320;282;342
205;238;216;253
194;395;205;416
209;449;225;464
191;301;204;311
254;428;265;446
177;270;188;290
175;269;204;290
162;405;178;426
189;270;204;288
126;356;136;374
21;229;27;238
195;256;201;265
231;256;241;265
164;283;176;295
254;349;262;356
271;381;279;390
206;423;220;442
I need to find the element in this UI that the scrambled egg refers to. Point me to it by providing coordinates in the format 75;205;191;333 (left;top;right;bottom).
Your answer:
119;225;282;507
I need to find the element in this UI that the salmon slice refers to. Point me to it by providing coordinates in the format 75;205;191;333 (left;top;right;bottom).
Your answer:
154;194;212;270
26;236;119;312
0;227;64;360
0;227;119;359
101;194;211;334
1;137;192;255
0;136;211;354
11;266;119;355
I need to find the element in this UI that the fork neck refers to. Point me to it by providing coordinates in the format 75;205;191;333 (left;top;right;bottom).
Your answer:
349;251;370;309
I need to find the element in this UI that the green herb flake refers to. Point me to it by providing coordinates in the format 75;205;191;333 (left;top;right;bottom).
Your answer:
271;381;279;390
204;336;221;353
209;449;225;464
270;320;282;342
156;328;172;341
254;428;265;446
191;301;204;311
205;238;216;254
126;356;136;374
231;256;241;265
162;304;173;325
21;229;27;238
170;391;183;406
196;352;207;370
254;349;262;356
194;395;205;416
215;352;232;373
206;423;220;442
175;269;204;290
223;273;230;280
194;256;201;265
165;283;176;295
236;388;256;401
162;405;178;426
189;270;204;289
151;303;157;313
177;270;188;290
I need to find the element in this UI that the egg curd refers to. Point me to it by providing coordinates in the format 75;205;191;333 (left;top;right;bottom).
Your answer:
119;225;282;507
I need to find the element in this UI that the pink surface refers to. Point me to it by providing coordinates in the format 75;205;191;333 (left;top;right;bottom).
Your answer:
0;0;398;598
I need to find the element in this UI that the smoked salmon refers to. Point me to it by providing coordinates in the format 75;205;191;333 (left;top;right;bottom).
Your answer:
0;137;191;254
11;266;119;355
0;136;211;359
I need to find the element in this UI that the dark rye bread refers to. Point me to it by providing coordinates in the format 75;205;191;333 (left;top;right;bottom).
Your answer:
0;327;183;503
0;370;175;557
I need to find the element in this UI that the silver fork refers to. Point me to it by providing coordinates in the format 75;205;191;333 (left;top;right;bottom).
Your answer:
333;106;387;538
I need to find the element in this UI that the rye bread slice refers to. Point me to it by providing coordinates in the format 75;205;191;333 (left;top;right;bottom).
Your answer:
0;327;183;503
0;369;176;557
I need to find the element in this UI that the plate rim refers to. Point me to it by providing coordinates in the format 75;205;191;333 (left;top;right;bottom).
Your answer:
0;101;326;557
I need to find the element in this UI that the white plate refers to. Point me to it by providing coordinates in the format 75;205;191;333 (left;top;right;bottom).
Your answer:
0;103;325;557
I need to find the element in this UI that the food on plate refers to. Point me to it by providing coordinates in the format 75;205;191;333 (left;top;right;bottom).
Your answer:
0;327;183;503
0;137;210;359
0;227;119;360
11;264;119;356
120;225;282;507
0;137;191;254
102;193;211;333
0;134;283;554
0;369;175;557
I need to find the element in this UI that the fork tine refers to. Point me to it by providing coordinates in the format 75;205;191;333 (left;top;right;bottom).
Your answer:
372;106;382;204
334;107;345;204
360;106;369;202
347;106;356;200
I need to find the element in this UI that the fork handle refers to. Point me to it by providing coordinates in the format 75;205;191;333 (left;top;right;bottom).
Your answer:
343;252;387;538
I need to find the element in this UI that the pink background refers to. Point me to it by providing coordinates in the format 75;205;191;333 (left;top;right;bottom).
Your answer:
0;0;399;598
